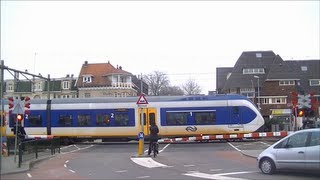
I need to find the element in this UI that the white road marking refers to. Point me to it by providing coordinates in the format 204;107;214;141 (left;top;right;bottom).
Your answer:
130;157;169;168
184;171;255;180
115;170;128;173
184;164;195;167
69;169;75;173
227;142;241;151
136;176;150;179
61;145;94;154
259;141;271;146
27;173;32;178
160;143;170;153
210;169;222;171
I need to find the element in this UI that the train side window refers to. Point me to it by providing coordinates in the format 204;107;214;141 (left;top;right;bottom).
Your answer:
114;113;129;126
78;114;91;127
233;107;239;114
59;115;72;127
96;114;111;126
194;111;216;125
27;115;42;127
166;112;188;125
139;113;147;125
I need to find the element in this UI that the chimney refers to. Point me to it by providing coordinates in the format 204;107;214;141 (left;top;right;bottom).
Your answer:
119;66;122;70
84;61;88;65
117;65;118;69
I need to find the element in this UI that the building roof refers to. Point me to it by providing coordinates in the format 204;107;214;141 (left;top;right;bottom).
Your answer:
222;51;284;91
76;61;132;87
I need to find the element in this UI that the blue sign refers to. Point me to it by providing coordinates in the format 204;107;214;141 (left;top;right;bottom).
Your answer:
138;132;144;139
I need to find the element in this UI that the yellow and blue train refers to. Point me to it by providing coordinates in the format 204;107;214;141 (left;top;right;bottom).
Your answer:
5;94;264;141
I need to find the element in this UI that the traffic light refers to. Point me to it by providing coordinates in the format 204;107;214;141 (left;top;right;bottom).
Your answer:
17;114;23;122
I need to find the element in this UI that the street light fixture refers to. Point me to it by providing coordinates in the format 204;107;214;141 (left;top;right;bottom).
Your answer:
254;75;260;110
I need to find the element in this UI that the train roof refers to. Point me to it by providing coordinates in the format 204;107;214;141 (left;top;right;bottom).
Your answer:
24;94;249;104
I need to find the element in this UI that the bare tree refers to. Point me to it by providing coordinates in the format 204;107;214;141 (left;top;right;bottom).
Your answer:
143;71;170;96
160;85;184;96
182;79;202;95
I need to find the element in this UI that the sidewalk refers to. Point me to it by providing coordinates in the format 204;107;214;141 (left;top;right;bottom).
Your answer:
1;151;55;175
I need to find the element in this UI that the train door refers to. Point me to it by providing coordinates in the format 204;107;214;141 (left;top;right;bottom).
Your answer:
138;108;157;136
229;106;244;132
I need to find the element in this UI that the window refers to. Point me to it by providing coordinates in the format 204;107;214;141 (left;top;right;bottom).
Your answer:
309;79;320;86
114;113;129;126
96;114;111;126
59;115;72;126
62;81;70;89
83;76;92;83
279;80;295;86
301;66;308;71
271;97;286;104
84;93;91;98
240;88;255;98
309;131;320;146
34;82;43;91
243;68;265;74
256;53;262;58
27;115;42;127
286;132;309;148
166;112;188;125
78;114;91;127
194;111;216;125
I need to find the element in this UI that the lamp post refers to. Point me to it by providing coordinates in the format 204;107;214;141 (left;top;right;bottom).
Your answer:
254;75;260;111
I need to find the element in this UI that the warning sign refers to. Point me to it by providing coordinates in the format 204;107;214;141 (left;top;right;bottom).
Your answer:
136;94;148;105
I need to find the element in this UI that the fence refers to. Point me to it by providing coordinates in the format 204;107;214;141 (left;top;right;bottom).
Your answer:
6;137;60;167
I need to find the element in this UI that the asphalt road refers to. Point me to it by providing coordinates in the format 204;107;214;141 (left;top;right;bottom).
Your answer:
2;140;319;179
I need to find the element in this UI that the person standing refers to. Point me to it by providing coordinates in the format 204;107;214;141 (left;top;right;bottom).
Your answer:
148;119;159;155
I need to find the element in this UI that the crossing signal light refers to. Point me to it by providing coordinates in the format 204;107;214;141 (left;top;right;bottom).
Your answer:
24;102;30;109
298;110;304;117
17;114;23;122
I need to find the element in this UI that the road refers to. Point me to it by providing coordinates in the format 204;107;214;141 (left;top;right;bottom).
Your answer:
2;140;319;179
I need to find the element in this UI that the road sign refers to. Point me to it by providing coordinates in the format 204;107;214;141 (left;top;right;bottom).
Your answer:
297;94;311;108
12;99;24;114
136;94;148;105
138;132;144;139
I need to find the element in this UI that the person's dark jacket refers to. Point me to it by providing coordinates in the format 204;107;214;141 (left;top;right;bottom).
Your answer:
149;124;159;141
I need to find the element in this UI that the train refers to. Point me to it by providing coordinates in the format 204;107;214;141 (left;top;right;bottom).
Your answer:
4;94;265;142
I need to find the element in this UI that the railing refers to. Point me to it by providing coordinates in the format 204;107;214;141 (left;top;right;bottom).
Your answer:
6;137;60;168
111;82;133;88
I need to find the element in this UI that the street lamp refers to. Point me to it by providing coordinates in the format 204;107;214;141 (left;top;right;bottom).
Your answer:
254;75;260;110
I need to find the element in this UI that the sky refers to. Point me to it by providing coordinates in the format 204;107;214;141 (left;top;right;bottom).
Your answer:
1;1;319;94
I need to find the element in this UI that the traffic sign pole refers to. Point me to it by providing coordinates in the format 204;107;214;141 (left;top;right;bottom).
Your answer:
138;107;144;155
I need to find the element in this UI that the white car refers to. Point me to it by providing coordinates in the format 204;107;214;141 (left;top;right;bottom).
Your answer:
257;128;320;174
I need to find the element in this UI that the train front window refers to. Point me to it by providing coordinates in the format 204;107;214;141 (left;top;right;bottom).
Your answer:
27;115;42;127
59;115;72;127
194;111;216;125
96;114;111;126
114;113;129;126
166;112;188;125
78;114;91;127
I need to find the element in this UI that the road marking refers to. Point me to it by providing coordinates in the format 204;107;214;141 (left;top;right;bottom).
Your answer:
61;145;94;154
259;141;271;146
27;173;32;178
210;169;222;171
136;176;150;179
184;171;254;180
130;157;169;168
69;169;75;173
160;143;170;153
115;170;128;173
184;164;195;167
227;142;241;151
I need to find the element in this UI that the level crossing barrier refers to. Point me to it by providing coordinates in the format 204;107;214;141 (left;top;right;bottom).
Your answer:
158;131;294;143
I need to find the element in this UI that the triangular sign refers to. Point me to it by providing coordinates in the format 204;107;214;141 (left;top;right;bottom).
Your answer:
136;94;148;105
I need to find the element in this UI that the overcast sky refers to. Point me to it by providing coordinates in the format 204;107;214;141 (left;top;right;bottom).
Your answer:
1;1;319;94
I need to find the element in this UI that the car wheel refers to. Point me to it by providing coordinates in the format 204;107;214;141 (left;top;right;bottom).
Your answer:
260;158;276;175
